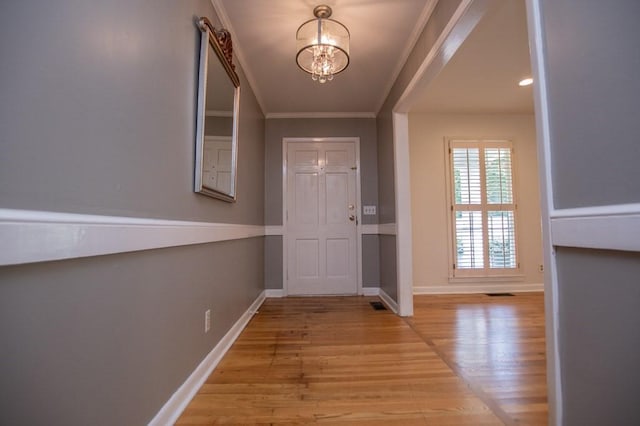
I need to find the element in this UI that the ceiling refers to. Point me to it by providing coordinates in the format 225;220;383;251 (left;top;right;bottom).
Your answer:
213;0;532;116
411;0;533;114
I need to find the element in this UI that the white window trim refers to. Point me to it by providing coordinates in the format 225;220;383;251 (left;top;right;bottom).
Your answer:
445;138;522;279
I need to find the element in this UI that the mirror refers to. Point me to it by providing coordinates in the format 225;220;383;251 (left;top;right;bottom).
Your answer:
195;18;240;202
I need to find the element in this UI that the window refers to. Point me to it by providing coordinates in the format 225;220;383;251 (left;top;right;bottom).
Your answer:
447;139;518;277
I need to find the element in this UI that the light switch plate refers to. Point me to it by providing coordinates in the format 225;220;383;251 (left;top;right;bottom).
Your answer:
363;205;376;215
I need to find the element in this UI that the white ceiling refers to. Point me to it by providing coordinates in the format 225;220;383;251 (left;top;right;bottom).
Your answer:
213;0;533;116
215;0;435;115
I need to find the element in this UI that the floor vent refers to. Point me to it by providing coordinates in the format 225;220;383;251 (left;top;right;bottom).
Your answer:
485;293;515;297
370;301;387;310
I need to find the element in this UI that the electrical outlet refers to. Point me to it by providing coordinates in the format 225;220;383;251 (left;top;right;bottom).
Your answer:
205;309;211;333
363;205;376;215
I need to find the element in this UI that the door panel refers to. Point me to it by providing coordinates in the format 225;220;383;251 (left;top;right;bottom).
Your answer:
286;141;357;295
325;149;350;167
325;173;349;224
326;238;350;278
295;239;320;278
294;173;319;226
295;150;319;167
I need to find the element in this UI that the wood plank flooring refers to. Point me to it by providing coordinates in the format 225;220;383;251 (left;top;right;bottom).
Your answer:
177;294;547;425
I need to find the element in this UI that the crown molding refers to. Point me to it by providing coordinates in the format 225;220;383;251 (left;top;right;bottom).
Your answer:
265;112;376;119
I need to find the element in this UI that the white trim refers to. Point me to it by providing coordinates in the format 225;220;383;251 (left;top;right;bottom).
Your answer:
355;140;364;295
209;0;266;115
359;224;399;235
362;287;381;296
378;288;399;314
282;137;363;296
266;112;376;119
551;210;640;252
377;223;397;236
148;290;266;426
551;202;640;219
264;289;284;298
375;0;438;114
360;224;378;235
264;225;284;236
413;283;543;295
392;113;414;317
282;139;288;296
389;0;485;319
0;209;265;266
394;0;477;113
526;0;562;424
205;110;233;118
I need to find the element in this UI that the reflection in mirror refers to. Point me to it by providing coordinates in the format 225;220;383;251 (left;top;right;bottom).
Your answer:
195;18;240;201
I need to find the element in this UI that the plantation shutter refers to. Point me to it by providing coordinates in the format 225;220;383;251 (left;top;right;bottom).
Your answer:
449;140;518;276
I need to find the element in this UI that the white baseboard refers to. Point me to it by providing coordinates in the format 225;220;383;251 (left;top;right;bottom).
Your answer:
264;289;284;298
148;291;266;426
413;283;544;295
362;287;381;296
378;288;399;313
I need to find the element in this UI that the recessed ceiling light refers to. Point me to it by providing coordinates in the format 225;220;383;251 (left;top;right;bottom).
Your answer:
519;78;534;86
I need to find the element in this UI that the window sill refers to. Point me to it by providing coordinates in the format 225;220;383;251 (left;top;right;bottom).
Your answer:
448;274;525;284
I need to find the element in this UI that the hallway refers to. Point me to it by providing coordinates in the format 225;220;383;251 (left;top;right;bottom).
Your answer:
177;294;547;424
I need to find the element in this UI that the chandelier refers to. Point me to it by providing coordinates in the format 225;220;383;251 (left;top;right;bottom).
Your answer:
296;5;350;83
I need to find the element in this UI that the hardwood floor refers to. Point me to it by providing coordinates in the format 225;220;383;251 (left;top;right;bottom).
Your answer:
177;294;547;425
406;293;548;425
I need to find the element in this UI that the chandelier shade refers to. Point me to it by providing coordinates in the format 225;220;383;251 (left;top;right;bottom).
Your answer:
296;5;350;83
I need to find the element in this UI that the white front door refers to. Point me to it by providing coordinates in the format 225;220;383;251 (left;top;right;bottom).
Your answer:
202;136;232;193
286;140;358;295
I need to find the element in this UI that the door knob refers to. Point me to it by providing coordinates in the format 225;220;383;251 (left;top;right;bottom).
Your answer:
349;215;355;221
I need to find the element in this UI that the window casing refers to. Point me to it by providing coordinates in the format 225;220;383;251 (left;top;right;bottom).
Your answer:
447;139;519;278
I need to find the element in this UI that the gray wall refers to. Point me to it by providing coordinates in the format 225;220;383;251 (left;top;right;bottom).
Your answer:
542;0;640;209
264;235;283;289
379;235;398;300
0;1;264;424
539;0;640;424
374;0;465;301
205;116;233;136
263;118;380;290
0;1;263;224
0;239;263;426
362;234;381;288
555;248;640;426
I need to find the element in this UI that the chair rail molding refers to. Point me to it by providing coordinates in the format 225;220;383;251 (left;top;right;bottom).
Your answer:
0;208;265;266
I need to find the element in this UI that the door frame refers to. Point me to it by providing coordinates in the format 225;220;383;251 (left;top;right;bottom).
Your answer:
282;137;363;296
